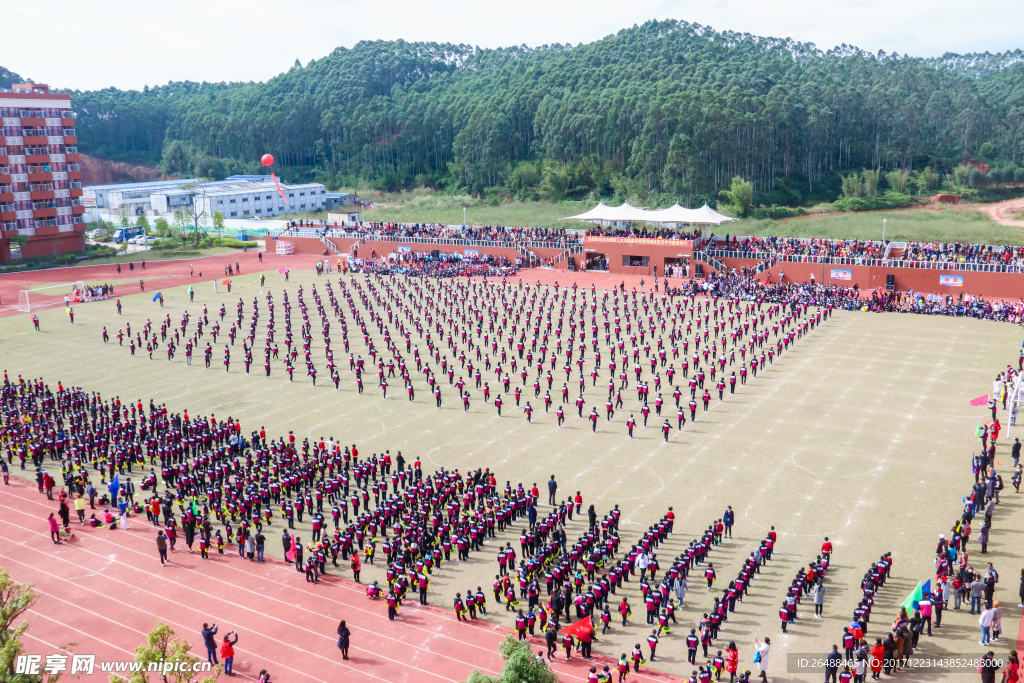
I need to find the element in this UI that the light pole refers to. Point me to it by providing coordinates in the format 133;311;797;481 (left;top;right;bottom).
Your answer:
463;206;466;225
882;218;887;242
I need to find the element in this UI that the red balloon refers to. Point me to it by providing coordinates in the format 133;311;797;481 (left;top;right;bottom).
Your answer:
261;154;274;167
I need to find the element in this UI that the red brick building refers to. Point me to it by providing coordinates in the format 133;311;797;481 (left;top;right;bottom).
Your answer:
0;84;86;262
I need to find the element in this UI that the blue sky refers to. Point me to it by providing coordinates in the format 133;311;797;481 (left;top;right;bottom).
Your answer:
7;0;1022;91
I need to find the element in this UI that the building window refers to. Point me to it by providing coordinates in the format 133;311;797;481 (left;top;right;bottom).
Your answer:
255;209;261;214
230;211;237;217
229;199;236;204
217;200;223;205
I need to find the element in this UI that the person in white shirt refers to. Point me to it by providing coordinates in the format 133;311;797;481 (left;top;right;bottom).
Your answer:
979;606;995;644
637;552;650;581
754;637;770;682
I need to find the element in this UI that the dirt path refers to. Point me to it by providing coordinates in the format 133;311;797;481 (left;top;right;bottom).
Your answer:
980;196;1024;227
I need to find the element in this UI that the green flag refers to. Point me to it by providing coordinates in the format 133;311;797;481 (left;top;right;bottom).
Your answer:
976;422;982;437
900;581;922;613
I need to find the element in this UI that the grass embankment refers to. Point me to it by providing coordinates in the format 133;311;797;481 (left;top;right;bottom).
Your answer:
736;205;1024;243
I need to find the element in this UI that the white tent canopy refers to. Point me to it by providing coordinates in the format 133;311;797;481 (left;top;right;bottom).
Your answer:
560;202;612;222
561;202;735;226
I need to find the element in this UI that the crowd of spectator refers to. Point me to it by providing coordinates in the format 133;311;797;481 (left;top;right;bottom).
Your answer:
898;242;1024;266
347;250;519;278
708;235;1024;271
291;222;578;247
586;226;702;241
680;272;1024;323
285;219;1024;271
710;235;887;259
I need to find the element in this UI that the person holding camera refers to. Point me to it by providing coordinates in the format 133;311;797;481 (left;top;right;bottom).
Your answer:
220;630;239;676
200;623;218;664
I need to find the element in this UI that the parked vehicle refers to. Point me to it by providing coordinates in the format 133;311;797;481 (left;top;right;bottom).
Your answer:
113;226;144;243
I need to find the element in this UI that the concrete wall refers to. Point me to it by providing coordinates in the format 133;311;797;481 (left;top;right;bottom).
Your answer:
20;232;84;259
582;238;695;275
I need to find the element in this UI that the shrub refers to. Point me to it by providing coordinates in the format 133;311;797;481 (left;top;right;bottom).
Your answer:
832;192;915;212
750;206;804;220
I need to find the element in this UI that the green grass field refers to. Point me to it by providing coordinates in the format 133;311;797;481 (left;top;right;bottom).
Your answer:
81;245;253;267
1;267;1021;681
359;190;591;228
740;206;1024;244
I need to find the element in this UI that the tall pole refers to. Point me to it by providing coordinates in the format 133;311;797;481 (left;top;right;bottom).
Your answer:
882;218;887;242
463;206;466;225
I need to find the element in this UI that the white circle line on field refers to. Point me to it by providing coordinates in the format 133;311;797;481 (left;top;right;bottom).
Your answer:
789;446;883;479
913;397;980;421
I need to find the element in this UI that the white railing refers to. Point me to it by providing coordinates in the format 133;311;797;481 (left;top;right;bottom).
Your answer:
268;226;580;250
704;249;774;260
693;251;727;274
699;248;1024;274
516;242;539;267
772;253;1024;273
319;234;340;254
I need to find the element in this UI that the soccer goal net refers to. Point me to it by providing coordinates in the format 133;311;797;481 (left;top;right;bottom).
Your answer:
17;281;86;313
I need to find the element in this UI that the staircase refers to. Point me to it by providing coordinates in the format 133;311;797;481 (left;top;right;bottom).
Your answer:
883;242;906;262
320;234;340;255
694;250;727;275
551;244;583;269
753;256;777;275
515;243;539;268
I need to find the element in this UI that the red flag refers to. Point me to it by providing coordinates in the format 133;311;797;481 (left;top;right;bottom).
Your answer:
561;617;594;639
970;394;989;407
285;533;296;561
272;173;290;206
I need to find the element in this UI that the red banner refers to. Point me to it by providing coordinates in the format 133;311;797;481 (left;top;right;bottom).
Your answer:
585;236;692;247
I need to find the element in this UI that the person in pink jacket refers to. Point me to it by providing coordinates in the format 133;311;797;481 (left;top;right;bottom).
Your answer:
919;595;933;636
48;513;62;544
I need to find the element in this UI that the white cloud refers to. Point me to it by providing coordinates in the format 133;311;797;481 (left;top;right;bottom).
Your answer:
5;0;1022;91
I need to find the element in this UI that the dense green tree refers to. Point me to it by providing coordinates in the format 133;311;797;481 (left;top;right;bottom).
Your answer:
46;21;1024;203
0;66;27;90
720;177;754;217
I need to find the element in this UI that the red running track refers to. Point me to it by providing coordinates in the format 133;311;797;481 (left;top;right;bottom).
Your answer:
0;249;329;318
0;244;686;320
0;478;685;683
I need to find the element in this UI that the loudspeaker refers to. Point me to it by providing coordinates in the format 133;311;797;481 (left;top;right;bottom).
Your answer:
431;249;440;258
886;274;895;291
568;256;576;271
695;263;704;278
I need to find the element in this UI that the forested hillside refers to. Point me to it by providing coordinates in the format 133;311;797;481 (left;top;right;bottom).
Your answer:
0;66;28;90
51;20;1024;206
